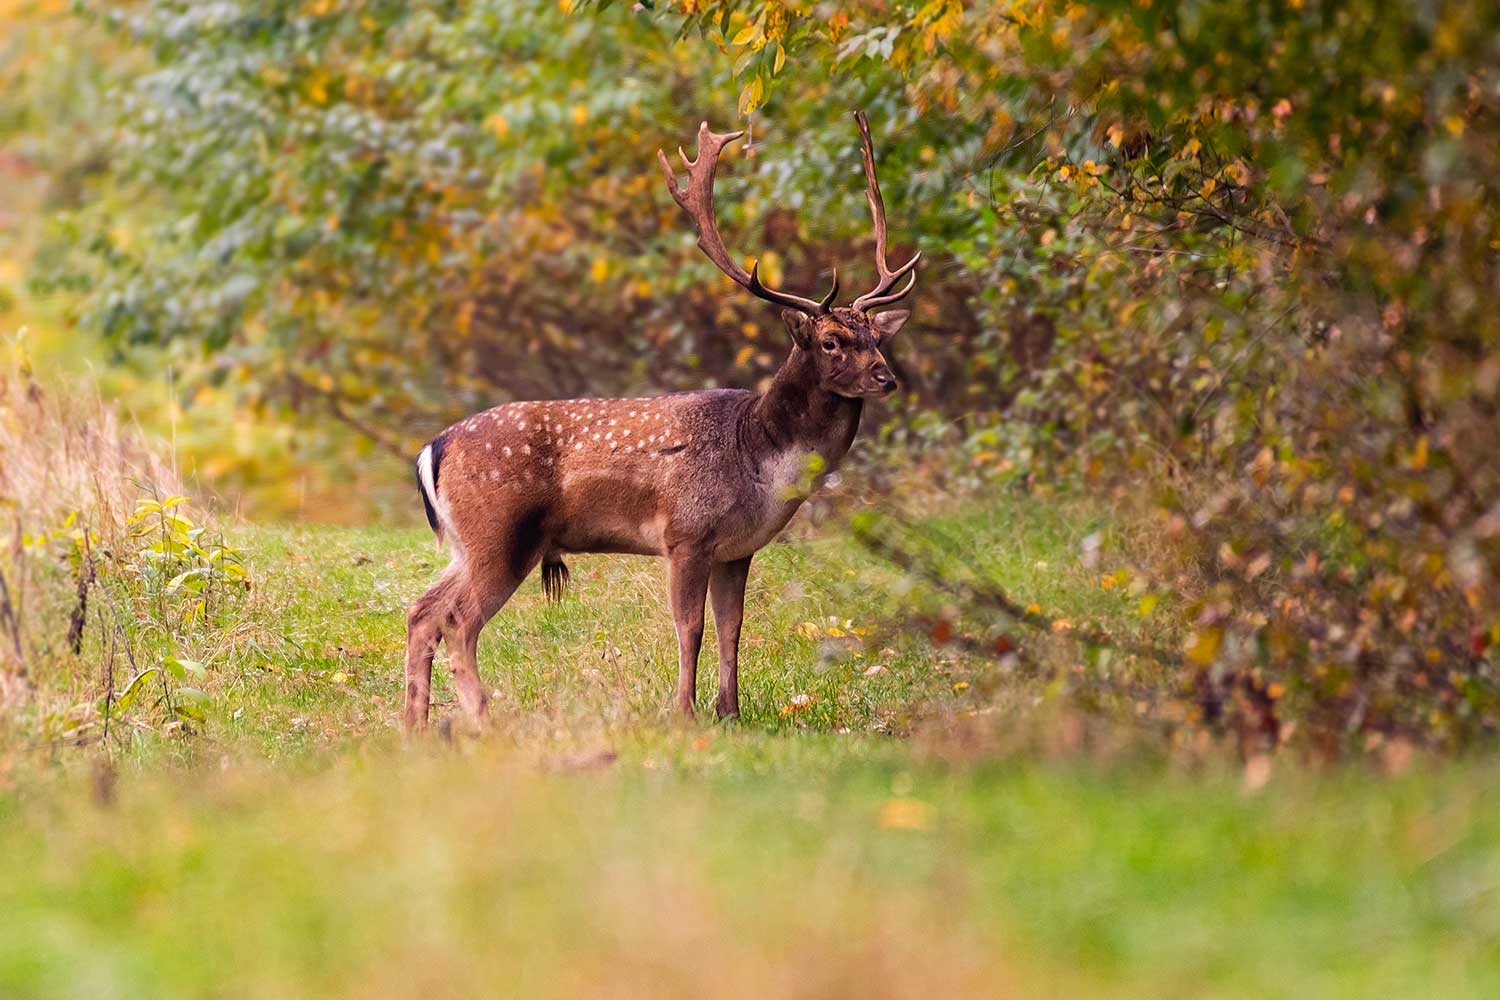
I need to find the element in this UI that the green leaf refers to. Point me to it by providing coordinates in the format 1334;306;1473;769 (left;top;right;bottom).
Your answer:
173;688;210;723
115;667;160;713
163;656;206;681
165;568;206;593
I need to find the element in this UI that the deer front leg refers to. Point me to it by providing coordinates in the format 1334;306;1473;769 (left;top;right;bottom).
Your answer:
666;551;712;717
709;557;752;720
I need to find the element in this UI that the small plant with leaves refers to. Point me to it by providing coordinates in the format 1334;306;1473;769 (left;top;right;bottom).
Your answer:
125;492;249;627
105;652;212;739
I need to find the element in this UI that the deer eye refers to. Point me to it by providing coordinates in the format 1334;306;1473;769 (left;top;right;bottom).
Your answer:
821;339;838;352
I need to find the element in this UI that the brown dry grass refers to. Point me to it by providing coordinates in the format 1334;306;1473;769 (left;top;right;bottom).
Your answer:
0;354;180;535
0;347;186;706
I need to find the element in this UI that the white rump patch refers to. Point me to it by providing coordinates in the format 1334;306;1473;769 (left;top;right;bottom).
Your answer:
417;443;461;563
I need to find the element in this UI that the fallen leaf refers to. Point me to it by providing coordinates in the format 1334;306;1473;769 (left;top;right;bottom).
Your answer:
1242;754;1273;793
879;797;934;831
780;693;816;716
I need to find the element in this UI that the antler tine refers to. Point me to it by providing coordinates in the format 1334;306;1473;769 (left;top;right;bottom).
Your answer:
658;121;836;316
850;110;920;313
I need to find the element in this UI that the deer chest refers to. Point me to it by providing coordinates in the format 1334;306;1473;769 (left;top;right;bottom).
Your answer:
709;447;819;561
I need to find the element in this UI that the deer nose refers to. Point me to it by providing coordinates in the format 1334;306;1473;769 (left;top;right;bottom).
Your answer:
871;364;896;390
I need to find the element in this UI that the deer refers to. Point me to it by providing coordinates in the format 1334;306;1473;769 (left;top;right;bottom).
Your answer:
402;111;919;734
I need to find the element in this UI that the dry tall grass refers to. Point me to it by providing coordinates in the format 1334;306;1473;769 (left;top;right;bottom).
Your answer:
0;344;185;706
0;357;180;534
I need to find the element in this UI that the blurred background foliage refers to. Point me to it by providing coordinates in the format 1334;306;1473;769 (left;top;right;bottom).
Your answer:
3;0;1499;753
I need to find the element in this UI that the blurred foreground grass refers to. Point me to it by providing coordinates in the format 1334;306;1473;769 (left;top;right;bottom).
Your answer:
3;500;1499;998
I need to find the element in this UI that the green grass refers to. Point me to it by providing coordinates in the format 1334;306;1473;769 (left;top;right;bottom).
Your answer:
3;497;1499;998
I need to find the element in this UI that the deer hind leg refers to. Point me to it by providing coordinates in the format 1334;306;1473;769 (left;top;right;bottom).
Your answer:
709;556;752;720
404;571;459;735
437;562;532;732
666;550;712;717
442;517;546;732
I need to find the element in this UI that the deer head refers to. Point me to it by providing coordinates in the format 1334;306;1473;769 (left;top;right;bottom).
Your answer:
658;111;919;400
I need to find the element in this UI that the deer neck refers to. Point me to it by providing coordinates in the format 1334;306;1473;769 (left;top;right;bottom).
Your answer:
746;348;863;468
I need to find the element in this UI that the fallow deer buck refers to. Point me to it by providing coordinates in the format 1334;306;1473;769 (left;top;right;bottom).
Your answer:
403;111;919;733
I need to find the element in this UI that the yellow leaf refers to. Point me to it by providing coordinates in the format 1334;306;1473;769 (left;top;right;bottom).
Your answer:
738;76;765;116
1411;435;1429;470
756;249;783;287
570;104;588;126
734;345;755;367
773;43;786;74
590;258;609;283
487;113;510;139
1185;627;1223;666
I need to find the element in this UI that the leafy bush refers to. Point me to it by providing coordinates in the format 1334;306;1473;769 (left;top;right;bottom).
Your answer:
0;353;249;747
657;0;1500;753
21;0;1500;753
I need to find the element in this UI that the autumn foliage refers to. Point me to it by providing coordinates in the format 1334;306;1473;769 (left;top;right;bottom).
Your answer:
15;0;1500;753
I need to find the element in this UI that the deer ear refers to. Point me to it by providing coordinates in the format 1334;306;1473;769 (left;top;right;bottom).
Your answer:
870;310;910;345
781;309;816;350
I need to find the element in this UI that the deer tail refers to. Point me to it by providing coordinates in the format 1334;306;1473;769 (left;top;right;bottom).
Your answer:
415;436;447;550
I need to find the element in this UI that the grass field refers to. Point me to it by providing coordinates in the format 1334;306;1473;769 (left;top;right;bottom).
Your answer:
3;498;1500;998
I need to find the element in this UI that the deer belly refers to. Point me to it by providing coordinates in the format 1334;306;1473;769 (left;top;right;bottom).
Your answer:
552;473;669;556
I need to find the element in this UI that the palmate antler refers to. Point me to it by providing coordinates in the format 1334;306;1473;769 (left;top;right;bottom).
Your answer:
658;112;917;317
658;123;839;316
